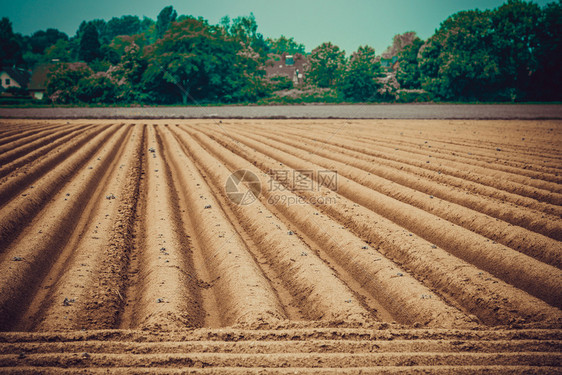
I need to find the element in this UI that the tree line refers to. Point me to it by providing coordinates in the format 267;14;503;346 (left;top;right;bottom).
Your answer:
0;0;560;104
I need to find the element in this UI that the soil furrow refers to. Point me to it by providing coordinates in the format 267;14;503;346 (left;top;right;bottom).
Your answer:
291;123;562;202
244;127;562;264
363;134;562;183
118;124;204;330
275;129;562;240
0;124;109;208
165;124;314;325
0;122;66;149
0;124;116;252
231;129;562;308
0;125;130;330
14;124;143;331
188;126;476;329
2;327;561;342
336;119;562;164
208;128;562;326
285;120;562;179
0;124;94;179
147;125;286;328
283;122;562;207
0;125;76;166
170;126;373;324
2;338;559;354
0;352;560;368
256;121;562;219
349;133;562;194
0;119;560;373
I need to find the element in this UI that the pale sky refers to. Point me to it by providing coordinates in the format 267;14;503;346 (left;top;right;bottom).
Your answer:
1;0;554;55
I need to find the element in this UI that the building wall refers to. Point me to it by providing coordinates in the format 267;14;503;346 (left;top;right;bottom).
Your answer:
0;71;22;89
31;91;44;100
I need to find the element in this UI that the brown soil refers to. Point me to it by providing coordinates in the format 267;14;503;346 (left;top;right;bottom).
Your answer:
0;119;560;373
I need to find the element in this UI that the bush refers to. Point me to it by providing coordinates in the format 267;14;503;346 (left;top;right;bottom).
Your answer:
6;86;30;97
46;63;92;103
396;90;433;103
76;72;119;103
258;87;343;105
269;75;293;91
0;97;34;105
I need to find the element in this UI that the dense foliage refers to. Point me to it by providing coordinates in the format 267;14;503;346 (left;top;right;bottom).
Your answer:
1;0;560;104
340;46;382;101
408;0;561;101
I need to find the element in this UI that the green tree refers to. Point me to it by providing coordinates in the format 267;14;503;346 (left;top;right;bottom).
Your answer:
143;17;267;104
28;28;68;54
418;10;500;101
229;13;258;41
339;45;382;101
532;1;562;100
231;42;271;101
308;42;346;88
396;37;423;89
79;22;101;62
140;16;156;34
104;15;142;42
76;72;119;103
100;45;120;65
45;63;92;103
43;39;77;62
266;35;305;55
114;42;148;102
221;13;268;58
110;34;148;56
382;31;418;58
491;0;541;100
0;17;23;66
156;6;177;39
76;19;106;42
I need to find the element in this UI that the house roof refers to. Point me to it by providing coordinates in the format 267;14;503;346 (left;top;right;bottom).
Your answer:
265;53;308;78
28;64;54;91
1;67;31;87
28;62;91;91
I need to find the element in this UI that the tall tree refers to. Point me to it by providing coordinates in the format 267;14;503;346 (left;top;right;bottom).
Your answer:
43;39;76;62
104;15;142;42
144;18;229;104
114;42;148;102
491;0;541;100
308;42;346;88
532;1;562;100
0;17;23;67
110;34;148;56
29;28;68;54
339;45;382;101
156;6;177;39
382;31;418;58
266;35;305;55
230;13;258;41
45;63;93;103
396;37;423;89
418;10;500;101
143;17;263;104
221;13;268;58
79;22;101;62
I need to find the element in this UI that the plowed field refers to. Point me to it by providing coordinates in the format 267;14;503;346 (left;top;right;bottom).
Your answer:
0;119;560;373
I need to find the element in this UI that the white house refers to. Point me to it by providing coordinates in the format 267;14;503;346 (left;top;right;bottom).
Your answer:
0;67;30;91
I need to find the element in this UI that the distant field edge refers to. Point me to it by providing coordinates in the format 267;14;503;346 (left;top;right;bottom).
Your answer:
1;104;562;119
